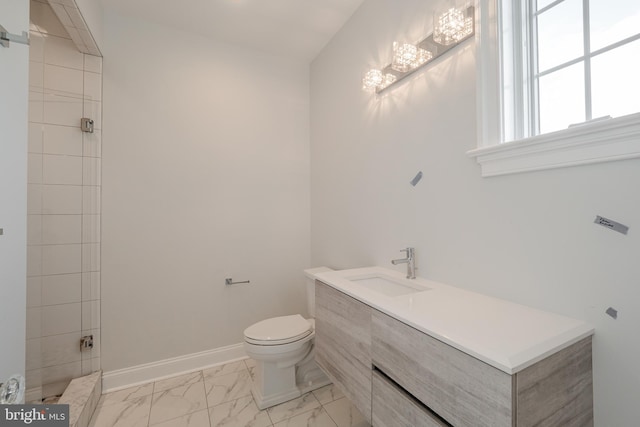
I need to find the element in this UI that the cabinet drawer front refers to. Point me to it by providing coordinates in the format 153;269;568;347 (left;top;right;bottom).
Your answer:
373;371;450;427
372;311;513;427
315;281;372;423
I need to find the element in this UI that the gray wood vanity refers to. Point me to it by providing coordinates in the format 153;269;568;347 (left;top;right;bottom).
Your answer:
315;279;593;427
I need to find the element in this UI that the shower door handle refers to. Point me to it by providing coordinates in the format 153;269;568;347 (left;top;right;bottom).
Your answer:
0;25;29;48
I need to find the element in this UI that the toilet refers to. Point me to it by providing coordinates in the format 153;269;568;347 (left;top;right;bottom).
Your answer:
243;267;333;409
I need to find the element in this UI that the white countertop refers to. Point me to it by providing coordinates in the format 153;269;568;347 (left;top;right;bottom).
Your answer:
315;266;594;374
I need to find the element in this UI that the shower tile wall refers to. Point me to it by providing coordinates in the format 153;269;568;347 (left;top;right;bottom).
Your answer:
26;0;102;402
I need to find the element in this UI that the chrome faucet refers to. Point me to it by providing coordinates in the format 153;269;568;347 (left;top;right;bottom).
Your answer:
391;247;416;279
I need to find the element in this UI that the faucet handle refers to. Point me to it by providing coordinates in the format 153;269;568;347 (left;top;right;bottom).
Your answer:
400;247;414;257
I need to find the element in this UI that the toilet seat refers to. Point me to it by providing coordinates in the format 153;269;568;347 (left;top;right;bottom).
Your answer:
244;314;312;346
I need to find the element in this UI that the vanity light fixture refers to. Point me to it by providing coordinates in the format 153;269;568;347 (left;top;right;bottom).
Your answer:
362;4;475;94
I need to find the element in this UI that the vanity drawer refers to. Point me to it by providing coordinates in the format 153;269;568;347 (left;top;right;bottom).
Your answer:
315;281;372;423
372;370;450;427
371;311;514;427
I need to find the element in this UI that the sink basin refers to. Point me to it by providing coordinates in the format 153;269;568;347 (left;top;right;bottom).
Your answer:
349;275;429;297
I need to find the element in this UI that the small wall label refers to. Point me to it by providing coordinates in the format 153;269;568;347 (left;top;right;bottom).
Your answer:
410;171;423;187
594;216;629;235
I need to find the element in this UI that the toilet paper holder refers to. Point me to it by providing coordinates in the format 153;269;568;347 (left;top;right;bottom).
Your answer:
225;278;250;286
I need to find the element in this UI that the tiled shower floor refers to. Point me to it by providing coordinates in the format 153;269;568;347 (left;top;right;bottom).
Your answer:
89;359;369;427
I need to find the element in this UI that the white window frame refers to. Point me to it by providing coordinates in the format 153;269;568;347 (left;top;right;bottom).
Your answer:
469;0;640;177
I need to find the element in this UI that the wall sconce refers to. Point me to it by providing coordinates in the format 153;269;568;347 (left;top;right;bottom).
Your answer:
362;5;475;93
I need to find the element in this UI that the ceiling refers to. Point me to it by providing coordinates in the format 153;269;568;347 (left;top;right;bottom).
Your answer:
100;0;366;62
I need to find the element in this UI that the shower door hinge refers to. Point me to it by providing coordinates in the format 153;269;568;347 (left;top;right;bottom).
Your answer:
81;118;94;133
80;335;94;351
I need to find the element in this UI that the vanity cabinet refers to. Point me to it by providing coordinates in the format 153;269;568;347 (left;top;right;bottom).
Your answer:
373;310;593;427
372;310;512;426
372;371;449;427
316;280;594;427
315;281;373;423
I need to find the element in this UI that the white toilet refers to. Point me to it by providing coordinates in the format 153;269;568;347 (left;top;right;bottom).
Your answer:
243;267;332;409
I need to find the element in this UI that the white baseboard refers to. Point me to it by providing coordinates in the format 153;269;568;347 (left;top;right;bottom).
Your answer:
102;343;247;393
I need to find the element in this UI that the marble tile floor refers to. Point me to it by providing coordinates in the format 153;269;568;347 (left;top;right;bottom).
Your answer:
89;359;369;427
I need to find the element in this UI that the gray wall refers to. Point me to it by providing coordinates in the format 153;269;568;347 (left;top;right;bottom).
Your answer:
101;12;311;372
310;0;640;425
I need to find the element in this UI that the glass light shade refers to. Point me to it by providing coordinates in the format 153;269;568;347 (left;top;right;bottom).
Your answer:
362;69;383;90
380;73;397;90
392;42;434;72
362;69;397;92
391;42;417;72
413;48;434;67
433;7;473;45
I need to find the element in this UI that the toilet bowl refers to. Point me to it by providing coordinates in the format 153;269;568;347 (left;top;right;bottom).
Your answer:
243;267;332;409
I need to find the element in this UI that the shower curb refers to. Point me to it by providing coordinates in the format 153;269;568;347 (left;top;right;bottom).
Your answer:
58;371;102;427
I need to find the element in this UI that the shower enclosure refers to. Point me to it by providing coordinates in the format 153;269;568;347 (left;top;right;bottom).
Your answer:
25;0;102;403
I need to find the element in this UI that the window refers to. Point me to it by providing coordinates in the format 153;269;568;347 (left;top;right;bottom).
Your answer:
470;0;640;176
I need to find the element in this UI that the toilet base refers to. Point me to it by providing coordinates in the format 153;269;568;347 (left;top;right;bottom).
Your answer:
250;358;331;410
296;360;331;395
251;384;301;411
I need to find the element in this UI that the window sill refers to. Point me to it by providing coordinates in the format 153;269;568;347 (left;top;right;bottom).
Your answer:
468;113;640;177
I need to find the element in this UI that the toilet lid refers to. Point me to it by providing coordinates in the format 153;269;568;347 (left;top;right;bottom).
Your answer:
244;314;312;345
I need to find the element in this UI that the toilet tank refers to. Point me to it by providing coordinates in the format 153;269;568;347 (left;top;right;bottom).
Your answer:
303;267;333;318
